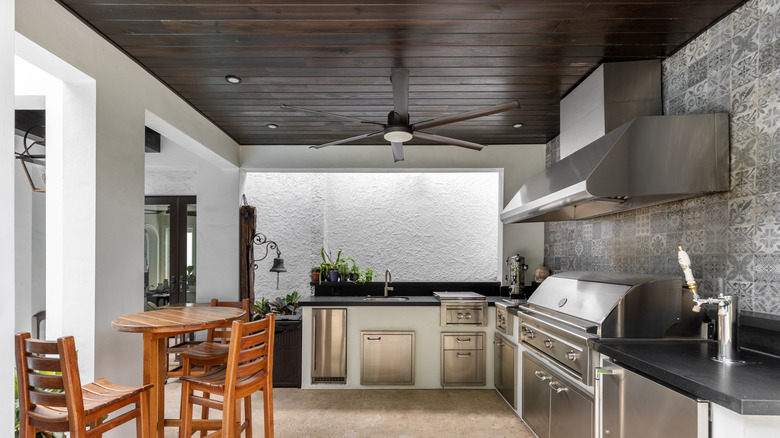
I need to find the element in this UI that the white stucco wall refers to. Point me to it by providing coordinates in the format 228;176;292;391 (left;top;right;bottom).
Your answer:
241;143;546;294
246;172;500;299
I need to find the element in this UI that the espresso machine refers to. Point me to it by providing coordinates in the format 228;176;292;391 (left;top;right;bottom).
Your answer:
505;254;528;296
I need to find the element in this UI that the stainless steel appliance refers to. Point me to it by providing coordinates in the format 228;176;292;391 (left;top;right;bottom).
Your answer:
505;254;528;294
311;308;347;384
518;272;684;438
595;359;709;438
361;331;415;385
434;291;488;327
495;301;514;335
494;332;517;409
441;332;485;386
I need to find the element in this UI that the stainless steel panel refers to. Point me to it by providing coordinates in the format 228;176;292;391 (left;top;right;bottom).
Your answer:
494;333;517;410
521;321;588;379
500;112;729;224
441;332;485;386
360;331;415;385
495;302;514;335
522;353;551;438
440;301;488;326
443;333;483;350
549;375;593;438
599;360;708;438
311;308;347;384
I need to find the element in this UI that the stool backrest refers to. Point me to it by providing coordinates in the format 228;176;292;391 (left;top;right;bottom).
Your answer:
15;332;86;432
225;313;275;388
207;298;251;343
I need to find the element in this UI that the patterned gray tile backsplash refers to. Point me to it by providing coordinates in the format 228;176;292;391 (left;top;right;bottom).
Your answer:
543;0;780;317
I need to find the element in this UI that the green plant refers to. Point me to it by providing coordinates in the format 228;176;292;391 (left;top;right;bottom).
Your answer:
354;266;374;285
364;267;374;281
336;261;349;275
253;291;300;319
319;248;339;283
186;265;196;286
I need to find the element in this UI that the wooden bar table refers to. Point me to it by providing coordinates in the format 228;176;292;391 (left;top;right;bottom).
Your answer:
112;306;246;437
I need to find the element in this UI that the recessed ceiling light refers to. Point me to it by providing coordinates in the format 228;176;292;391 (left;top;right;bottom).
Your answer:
513;123;524;128
266;123;278;129
225;75;242;84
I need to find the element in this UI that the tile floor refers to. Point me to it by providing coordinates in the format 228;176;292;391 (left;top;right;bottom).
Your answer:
164;380;534;437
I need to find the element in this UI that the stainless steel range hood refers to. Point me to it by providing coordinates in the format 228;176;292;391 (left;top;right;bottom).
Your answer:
501;60;730;224
501;113;729;223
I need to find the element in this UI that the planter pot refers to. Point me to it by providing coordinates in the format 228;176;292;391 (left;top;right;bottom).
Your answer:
328;269;339;282
312;272;320;282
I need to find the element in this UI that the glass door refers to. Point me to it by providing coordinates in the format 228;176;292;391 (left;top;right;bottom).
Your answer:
144;196;196;307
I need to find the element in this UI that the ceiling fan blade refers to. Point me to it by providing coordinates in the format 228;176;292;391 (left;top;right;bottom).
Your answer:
310;131;383;149
413;131;486;151
391;68;409;124
412;101;520;131
391;142;405;162
282;104;384;126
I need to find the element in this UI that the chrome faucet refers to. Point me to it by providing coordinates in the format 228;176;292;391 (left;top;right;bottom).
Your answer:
384;269;393;296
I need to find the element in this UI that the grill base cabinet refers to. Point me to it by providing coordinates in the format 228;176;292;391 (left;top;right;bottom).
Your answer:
273;318;302;387
522;352;593;438
361;331;415;385
441;332;485;386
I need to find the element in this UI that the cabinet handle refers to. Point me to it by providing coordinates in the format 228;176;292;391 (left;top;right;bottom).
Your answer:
543;339;555;348
456;338;472;343
549;381;567;393
366;337;382;341
456;352;472;358
534;370;550;381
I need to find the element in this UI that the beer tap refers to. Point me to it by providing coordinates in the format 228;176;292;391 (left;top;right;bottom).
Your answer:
677;246;741;363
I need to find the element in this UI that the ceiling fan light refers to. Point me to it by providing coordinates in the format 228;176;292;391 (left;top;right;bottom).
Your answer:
383;126;413;143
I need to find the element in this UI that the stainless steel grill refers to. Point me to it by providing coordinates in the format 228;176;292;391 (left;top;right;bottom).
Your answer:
519;271;682;386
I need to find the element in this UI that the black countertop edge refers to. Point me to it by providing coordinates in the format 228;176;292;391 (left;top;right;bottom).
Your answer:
310;281;502;297
741;310;780;332
589;338;780;416
299;295;507;307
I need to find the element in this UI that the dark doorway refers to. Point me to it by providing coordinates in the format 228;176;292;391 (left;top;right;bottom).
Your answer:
144;196;196;306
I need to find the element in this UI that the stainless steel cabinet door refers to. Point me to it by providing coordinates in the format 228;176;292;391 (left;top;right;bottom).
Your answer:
494;333;517;409
549;377;593;438
361;331;415;385
522;353;551;438
600;360;708;438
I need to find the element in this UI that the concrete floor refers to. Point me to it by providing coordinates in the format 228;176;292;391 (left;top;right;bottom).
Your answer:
164;380;534;437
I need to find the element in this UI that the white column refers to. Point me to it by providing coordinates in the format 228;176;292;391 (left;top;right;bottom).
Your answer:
1;0;16;434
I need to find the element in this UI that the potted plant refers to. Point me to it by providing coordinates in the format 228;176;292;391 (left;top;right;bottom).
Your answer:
349;263;360;282
311;267;321;282
253;291;301;320
320;248;341;282
337;260;350;281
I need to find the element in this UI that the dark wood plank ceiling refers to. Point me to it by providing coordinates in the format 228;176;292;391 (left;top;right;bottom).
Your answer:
56;0;745;147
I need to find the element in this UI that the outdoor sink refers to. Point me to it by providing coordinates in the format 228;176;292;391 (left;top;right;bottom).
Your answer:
362;296;410;301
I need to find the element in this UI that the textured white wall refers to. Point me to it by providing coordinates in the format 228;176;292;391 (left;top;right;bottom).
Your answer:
144;170;196;196
246;172;499;301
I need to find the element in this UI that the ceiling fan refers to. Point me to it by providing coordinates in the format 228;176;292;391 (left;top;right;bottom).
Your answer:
282;68;520;162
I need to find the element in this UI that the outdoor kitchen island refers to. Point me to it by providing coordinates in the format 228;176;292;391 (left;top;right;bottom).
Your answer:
298;282;505;390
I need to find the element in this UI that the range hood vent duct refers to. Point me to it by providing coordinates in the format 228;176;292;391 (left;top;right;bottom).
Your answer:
500;113;729;223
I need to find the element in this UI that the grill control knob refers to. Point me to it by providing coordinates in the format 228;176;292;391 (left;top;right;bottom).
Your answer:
565;350;579;361
543;339;555;348
525;329;536;339
457;313;464;319
465;313;472;320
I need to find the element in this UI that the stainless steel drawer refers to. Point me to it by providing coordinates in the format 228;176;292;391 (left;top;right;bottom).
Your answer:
443;333;484;350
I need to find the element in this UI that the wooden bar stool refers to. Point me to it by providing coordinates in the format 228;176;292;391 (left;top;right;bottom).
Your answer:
168;299;250;378
179;313;275;438
15;332;153;438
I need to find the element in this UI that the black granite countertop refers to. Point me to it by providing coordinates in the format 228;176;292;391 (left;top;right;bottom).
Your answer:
299;295;508;307
590;338;780;415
